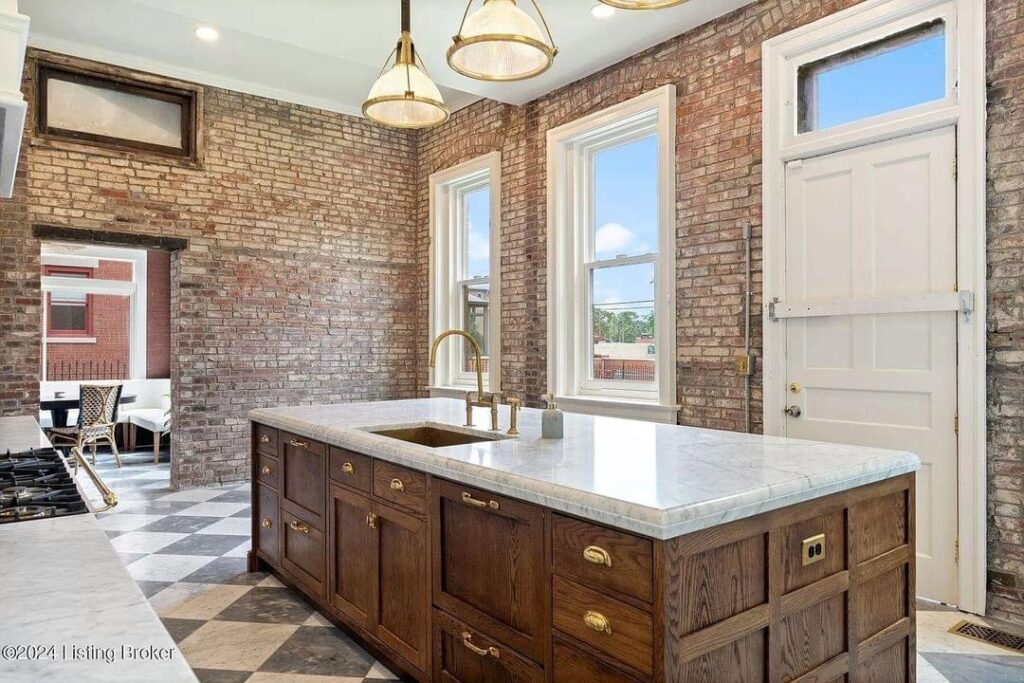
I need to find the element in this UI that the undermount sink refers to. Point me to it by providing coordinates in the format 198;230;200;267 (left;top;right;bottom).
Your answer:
367;424;507;448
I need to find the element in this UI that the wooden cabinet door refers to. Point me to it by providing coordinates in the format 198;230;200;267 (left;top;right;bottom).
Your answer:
433;480;546;663
329;485;377;630
433;609;544;683
375;500;430;672
281;432;326;529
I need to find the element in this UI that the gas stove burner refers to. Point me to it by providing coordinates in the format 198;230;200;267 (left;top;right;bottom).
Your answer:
0;486;49;503
0;505;55;522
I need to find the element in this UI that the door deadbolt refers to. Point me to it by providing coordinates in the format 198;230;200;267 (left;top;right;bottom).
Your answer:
783;405;802;418
789;382;801;393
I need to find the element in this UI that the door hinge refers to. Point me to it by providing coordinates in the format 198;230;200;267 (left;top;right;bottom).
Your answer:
954;415;959;434
952;160;957;181
954;539;959;564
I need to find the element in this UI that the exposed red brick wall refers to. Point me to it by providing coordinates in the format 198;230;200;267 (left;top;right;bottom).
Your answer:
147;250;171;379
0;50;421;487
45;259;131;380
985;0;1024;625
417;0;1024;622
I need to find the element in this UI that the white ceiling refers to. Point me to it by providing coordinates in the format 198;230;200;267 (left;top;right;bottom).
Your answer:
21;0;754;118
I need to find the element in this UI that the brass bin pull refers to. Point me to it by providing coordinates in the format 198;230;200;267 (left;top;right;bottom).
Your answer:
261;518;272;529
341;462;354;475
389;478;405;492
461;492;499;510
366;512;378;529
259;434;270;444
260;465;272;475
583;610;612;635
289;520;310;534
582;545;612;567
461;631;500;658
289;439;309;449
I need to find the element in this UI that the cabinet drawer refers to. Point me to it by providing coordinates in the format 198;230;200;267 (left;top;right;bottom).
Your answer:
433;609;543;683
551;576;653;677
551;514;653;603
329;447;372;493
257;452;280;490
257;485;280;564
373;460;427;515
281;432;327;529
255;423;277;456
282;509;326;597
552;638;643;683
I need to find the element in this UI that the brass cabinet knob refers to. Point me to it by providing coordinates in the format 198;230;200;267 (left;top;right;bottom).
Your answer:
288;520;310;534
461;491;499;510
260;465;272;475
289;439;309;449
259;434;270;444
583;610;612;635
366;512;378;529
461;631;500;658
389;478;405;492
582;545;612;567
341;462;354;475
261;518;272;529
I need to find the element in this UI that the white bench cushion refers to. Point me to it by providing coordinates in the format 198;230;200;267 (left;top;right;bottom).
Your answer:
126;408;169;433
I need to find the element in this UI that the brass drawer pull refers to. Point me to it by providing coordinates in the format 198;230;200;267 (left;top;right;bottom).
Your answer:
260;465;272;476
461;631;500;658
259;434;270;444
341;462;354;475
261;518;272;529
289;439;309;449
366;512;378;529
583;545;612;567
288;520;310;534
461;492;499;510
389;478;405;492
583;610;612;635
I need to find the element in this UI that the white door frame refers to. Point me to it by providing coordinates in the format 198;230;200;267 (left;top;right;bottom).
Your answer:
762;0;987;614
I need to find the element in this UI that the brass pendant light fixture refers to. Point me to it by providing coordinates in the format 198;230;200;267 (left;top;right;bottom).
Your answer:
597;0;689;9
448;0;558;82
362;0;449;129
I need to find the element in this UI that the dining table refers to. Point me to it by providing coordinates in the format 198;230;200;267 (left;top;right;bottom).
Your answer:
39;391;137;428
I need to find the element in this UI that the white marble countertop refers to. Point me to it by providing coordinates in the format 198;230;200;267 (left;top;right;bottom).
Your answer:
0;417;196;683
250;398;920;539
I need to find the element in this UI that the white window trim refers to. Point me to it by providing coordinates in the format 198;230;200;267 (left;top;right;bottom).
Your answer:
428;152;502;397
40;245;149;380
762;0;986;615
546;85;677;423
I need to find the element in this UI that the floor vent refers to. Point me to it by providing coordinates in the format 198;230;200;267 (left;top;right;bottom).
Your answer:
949;619;1024;653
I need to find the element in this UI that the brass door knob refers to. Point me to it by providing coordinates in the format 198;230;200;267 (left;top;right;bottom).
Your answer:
582;545;612;567
389;478;405;492
366;512;378;529
261;518;272;529
259;434;270;444
341;462;354;475
583;610;612;635
260;465;272;475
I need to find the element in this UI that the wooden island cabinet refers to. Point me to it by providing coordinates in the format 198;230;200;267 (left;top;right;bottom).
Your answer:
250;421;916;683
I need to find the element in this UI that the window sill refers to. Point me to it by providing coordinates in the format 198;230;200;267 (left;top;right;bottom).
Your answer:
555;394;679;424
45;337;96;344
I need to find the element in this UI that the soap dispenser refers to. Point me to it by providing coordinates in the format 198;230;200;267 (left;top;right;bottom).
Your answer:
541;394;563;439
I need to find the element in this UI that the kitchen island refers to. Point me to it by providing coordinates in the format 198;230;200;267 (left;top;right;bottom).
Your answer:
249;398;919;683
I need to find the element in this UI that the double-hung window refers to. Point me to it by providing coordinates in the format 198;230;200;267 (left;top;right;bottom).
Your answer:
547;86;677;422
429;153;501;395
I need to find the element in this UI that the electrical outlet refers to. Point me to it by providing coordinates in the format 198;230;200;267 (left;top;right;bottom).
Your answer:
801;533;826;566
736;354;754;376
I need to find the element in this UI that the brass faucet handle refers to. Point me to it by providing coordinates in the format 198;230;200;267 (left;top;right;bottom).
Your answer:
506;397;521;436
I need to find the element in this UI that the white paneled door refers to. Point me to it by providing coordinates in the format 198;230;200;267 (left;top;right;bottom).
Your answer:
781;127;959;604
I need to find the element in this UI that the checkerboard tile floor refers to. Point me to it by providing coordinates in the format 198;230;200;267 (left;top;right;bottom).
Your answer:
82;452;400;683
80;452;1024;683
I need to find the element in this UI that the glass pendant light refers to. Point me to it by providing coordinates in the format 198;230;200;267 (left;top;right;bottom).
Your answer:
597;0;688;9
448;0;557;82
363;0;449;129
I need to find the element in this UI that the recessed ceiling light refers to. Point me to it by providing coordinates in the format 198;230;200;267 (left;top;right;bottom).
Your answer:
195;26;219;41
591;4;616;19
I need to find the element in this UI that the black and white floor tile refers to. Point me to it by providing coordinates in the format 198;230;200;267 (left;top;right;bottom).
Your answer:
82;451;1024;683
84;452;400;683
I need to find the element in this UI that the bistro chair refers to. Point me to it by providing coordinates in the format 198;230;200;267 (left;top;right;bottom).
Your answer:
49;384;123;468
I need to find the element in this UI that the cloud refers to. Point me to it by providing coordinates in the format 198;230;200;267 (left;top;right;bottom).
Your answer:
466;221;490;269
595;222;638;256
